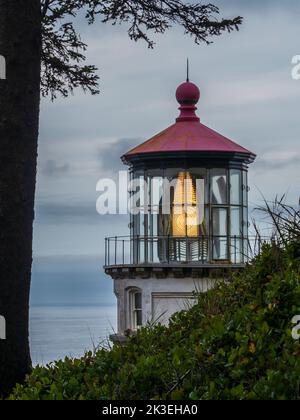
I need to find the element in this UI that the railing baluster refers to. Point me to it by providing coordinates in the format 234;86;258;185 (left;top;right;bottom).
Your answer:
234;235;237;264
186;236;188;263
122;240;125;265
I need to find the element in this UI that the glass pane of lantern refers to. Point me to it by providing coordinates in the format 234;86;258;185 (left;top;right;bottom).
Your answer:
230;169;242;205
132;213;138;237
157;236;168;263
173;238;187;261
170;171;199;238
145;230;152;262
242;171;248;207
197;206;209;237
151;214;158;237
130;171;145;212
243;207;249;237
193;173;206;232
187;238;205;262
213;238;228;260
244;238;249;262
171;173;185;234
231;207;242;236
152;238;160;263
212;208;228;236
150;176;164;207
211;169;228;204
149;208;160;239
230;237;242;264
139;212;145;237
191;168;208;203
146;213;152;237
165;168;183;206
140;176;147;213
138;239;145;263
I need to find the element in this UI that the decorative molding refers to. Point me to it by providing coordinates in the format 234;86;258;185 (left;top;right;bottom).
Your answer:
152;292;194;300
105;265;242;279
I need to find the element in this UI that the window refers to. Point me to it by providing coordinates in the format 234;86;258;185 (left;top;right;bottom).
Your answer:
213;237;228;260
230;237;242;264
230;169;242;205
127;289;143;331
211;169;228;204
133;292;142;329
231;207;242;236
212;208;228;260
127;166;248;265
212;208;228;236
242;171;248;207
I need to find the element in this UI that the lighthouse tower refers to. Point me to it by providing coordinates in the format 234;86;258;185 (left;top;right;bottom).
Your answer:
105;74;256;342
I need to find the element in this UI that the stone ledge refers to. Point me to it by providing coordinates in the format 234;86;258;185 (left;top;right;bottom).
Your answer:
104;264;244;280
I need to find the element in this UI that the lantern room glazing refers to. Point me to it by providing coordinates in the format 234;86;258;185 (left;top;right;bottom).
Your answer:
129;165;249;265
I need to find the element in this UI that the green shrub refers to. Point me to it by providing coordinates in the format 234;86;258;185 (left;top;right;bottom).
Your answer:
8;241;300;400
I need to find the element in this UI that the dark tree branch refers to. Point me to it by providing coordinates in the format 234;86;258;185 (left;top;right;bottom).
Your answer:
86;0;242;46
41;0;51;18
40;0;243;99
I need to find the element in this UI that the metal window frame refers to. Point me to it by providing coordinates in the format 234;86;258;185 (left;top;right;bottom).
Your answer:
128;165;249;266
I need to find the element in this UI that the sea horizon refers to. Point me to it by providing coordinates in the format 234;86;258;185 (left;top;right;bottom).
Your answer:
30;304;117;366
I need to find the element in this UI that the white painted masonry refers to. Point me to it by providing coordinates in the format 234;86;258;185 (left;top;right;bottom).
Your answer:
113;276;215;333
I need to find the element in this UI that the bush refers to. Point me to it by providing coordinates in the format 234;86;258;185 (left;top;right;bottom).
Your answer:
8;241;300;400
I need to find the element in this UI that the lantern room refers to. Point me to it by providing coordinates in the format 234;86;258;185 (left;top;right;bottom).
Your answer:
105;76;256;339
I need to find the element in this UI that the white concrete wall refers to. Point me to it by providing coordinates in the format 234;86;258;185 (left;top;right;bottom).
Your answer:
114;276;215;334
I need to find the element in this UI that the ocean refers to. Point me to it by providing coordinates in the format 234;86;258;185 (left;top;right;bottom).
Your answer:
30;305;117;366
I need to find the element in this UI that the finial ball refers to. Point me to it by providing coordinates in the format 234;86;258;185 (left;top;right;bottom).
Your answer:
176;81;200;106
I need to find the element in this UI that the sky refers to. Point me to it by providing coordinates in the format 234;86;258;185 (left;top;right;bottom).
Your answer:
31;0;300;305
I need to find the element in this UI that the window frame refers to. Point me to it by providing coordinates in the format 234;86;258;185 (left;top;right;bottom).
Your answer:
127;288;143;331
130;166;249;264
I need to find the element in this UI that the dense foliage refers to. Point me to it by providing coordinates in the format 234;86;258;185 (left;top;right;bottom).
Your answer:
8;240;300;400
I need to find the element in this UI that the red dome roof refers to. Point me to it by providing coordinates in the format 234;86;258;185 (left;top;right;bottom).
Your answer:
125;121;253;156
123;80;256;163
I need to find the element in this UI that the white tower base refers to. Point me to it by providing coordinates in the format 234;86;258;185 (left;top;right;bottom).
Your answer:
106;267;218;342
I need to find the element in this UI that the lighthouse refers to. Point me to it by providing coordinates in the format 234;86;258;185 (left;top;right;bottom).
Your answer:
105;73;256;342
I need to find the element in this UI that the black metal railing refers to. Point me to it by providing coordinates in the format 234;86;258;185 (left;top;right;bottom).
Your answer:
104;235;269;267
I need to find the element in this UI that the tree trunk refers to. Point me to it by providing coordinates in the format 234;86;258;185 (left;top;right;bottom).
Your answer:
0;0;41;395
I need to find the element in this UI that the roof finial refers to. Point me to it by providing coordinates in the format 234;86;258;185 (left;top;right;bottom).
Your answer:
186;58;190;82
176;75;200;123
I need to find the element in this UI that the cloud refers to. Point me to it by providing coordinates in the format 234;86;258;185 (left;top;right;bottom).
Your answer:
35;200;129;225
36;201;97;224
41;159;70;176
213;0;300;14
254;152;300;171
97;137;141;173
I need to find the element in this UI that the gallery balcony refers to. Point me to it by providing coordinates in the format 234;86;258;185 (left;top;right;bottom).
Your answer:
104;235;266;279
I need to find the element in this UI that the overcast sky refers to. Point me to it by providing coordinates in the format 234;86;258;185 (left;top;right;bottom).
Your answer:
31;0;300;305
